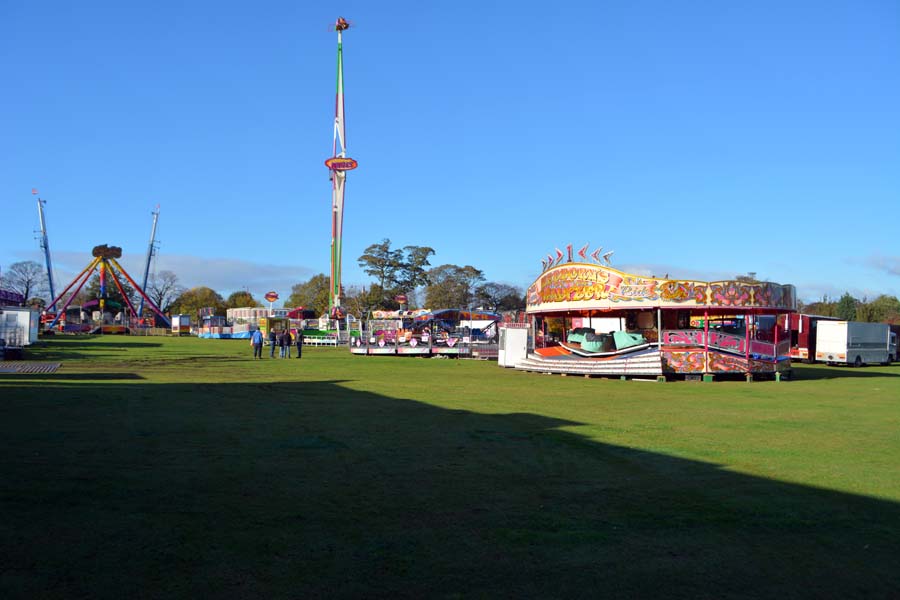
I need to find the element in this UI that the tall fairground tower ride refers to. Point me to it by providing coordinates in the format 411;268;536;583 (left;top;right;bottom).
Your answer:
325;16;358;318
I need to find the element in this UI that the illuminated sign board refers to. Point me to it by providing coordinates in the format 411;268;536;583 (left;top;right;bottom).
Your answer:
325;157;358;171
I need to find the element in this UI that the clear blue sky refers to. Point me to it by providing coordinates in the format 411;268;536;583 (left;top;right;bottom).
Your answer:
2;0;898;305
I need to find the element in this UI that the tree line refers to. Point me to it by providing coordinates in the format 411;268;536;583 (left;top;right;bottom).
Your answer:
1;240;527;320
801;293;900;324
9;255;897;324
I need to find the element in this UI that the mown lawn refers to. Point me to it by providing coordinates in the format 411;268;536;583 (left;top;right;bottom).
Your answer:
2;335;899;598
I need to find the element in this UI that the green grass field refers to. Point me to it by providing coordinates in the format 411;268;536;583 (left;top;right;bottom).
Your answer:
2;336;899;598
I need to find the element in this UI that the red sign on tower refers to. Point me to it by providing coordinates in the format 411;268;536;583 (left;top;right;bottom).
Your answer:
325;157;358;171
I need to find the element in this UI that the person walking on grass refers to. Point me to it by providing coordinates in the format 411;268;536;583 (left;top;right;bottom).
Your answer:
268;327;277;358
251;328;264;359
284;329;292;359
295;327;304;359
278;329;286;359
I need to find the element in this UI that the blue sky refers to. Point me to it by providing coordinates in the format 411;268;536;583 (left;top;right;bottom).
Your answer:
2;0;898;305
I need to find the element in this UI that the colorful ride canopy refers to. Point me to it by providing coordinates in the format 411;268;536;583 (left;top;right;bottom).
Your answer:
527;262;796;314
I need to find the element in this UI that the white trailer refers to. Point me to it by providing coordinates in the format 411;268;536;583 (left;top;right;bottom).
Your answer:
815;321;897;366
0;306;40;347
171;314;192;336
498;323;531;368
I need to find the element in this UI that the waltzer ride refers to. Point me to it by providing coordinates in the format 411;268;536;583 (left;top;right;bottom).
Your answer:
514;245;796;380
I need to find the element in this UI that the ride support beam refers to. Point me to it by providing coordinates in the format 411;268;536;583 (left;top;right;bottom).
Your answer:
107;265;140;322
46;261;99;330
108;258;171;327
45;256;101;313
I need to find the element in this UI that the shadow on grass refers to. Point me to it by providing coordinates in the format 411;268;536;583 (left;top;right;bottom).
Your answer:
791;363;900;380
35;340;165;349
30;372;147;381
1;380;898;599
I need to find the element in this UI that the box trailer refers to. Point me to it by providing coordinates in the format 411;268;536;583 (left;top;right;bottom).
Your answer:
815;321;897;366
0;306;40;347
171;314;192;335
788;313;839;363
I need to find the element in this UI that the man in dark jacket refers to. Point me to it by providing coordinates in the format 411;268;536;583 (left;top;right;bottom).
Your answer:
268;328;277;358
295;328;304;359
283;330;292;359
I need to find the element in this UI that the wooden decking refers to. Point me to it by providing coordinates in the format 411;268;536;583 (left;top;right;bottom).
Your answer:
0;362;62;374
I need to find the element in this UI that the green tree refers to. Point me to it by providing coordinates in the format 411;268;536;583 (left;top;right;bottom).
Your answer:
343;284;383;318
473;282;525;311
27;297;47;311
287;274;331;316
170;287;226;319
803;295;837;317
357;239;435;307
225;290;260;309
864;295;900;324
424;264;485;308
85;271;137;311
835;292;858;321
358;239;402;292
0;260;48;302
396;245;435;291
856;297;876;323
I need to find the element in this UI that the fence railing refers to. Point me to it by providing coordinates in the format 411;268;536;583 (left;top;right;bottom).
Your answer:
128;327;172;337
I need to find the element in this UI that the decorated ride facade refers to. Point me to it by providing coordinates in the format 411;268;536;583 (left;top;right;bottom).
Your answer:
523;254;796;378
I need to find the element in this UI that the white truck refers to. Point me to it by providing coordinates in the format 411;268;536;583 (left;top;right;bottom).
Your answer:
815;321;897;366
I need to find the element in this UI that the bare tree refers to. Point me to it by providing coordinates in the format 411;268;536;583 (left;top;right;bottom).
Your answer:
0;261;48;302
147;270;184;313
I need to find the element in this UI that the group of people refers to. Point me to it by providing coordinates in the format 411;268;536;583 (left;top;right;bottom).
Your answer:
250;327;304;359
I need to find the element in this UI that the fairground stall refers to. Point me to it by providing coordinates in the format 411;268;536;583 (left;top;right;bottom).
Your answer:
515;249;796;379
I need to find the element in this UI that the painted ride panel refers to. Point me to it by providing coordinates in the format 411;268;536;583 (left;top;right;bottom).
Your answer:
527;263;795;313
525;259;796;377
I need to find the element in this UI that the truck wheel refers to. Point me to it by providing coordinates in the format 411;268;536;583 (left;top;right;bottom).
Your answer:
854;356;863;368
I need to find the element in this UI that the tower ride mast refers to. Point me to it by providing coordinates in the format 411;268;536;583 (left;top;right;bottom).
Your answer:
325;16;358;317
137;206;160;320
35;193;57;310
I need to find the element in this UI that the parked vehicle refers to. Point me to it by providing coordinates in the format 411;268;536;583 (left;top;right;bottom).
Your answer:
171;314;192;336
788;313;839;363
815;321;897;366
